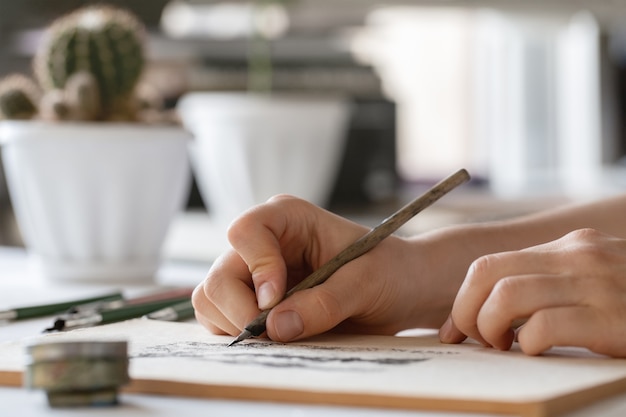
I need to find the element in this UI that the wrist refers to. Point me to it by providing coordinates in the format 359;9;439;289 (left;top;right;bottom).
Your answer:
402;222;510;328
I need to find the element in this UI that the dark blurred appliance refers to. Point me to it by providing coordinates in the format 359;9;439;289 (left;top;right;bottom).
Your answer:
329;97;397;207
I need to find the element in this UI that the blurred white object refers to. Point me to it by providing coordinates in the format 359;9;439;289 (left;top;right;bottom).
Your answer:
351;7;616;198
178;92;350;229
350;7;475;181
474;10;603;198
556;11;603;197
161;1;289;40
0;122;191;282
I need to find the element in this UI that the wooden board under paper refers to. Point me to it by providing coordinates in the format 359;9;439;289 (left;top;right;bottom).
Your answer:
2;319;626;417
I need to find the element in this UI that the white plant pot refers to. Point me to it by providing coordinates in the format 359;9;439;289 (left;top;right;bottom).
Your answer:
0;121;191;283
178;93;350;229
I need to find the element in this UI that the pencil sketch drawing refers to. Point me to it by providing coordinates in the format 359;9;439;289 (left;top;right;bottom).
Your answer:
133;340;460;372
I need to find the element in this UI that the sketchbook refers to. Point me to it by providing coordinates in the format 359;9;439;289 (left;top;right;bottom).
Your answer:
1;319;626;417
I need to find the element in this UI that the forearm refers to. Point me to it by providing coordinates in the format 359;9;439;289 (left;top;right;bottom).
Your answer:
441;193;626;266
486;193;626;250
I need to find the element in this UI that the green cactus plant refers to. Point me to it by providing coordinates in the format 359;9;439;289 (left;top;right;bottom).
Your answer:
0;74;40;120
33;5;146;121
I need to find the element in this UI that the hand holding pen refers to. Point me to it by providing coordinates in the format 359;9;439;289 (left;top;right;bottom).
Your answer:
229;169;470;345
193;169;471;344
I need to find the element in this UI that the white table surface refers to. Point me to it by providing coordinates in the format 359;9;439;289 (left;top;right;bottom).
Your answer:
3;208;626;417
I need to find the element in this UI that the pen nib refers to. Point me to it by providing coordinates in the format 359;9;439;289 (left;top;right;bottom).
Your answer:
228;329;253;347
43;319;65;333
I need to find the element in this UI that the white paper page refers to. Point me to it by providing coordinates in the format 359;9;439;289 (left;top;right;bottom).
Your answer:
2;319;626;406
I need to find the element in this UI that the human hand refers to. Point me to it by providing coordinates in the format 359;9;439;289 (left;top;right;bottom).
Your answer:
439;228;626;357
192;195;449;342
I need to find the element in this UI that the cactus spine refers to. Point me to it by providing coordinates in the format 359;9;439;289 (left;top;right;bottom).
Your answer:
33;5;145;121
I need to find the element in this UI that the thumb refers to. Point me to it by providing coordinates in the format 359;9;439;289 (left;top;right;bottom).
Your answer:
266;284;349;342
439;315;468;344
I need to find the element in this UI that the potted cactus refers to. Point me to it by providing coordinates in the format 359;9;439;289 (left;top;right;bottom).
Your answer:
0;5;191;282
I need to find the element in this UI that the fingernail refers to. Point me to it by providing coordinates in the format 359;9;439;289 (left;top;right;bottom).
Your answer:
274;310;304;341
439;317;454;343
256;282;275;310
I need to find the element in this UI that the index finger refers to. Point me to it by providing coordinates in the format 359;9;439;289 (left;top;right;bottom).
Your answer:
193;249;263;333
227;195;317;310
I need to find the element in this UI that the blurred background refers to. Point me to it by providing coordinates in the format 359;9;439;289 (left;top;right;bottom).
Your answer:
1;0;626;253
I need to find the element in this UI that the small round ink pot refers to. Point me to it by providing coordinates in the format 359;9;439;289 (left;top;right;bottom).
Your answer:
24;340;129;407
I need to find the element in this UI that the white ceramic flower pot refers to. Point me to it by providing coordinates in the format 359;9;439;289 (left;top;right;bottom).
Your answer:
0;121;191;282
177;93;350;228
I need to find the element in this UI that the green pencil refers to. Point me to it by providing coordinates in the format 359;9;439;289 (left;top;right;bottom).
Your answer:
44;296;192;332
0;292;124;321
143;300;195;322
